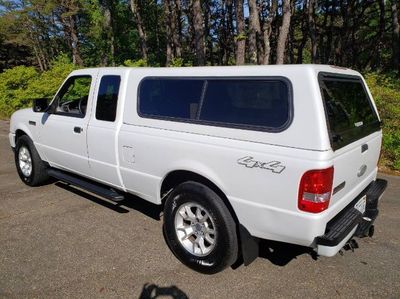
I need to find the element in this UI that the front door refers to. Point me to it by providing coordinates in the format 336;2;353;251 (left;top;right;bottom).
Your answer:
38;71;98;177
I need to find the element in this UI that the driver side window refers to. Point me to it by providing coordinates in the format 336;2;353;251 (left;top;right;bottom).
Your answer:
55;76;92;117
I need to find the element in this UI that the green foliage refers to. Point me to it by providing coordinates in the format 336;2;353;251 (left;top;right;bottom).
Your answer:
123;59;148;67
30;54;77;97
0;55;77;118
170;58;184;67
0;66;38;117
235;33;246;42
365;73;400;171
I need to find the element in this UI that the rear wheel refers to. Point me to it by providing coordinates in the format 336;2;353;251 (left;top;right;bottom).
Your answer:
163;181;238;274
15;135;49;186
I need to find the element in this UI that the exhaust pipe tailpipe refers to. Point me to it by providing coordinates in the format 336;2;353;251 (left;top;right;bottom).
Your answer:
343;239;359;252
368;225;375;237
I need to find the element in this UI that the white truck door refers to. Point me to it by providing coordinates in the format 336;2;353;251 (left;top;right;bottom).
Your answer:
38;70;98;176
86;71;124;189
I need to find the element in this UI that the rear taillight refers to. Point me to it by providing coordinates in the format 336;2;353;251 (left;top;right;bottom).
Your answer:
298;167;334;213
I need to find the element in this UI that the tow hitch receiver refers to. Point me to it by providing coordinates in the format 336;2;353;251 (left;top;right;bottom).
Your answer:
355;179;387;238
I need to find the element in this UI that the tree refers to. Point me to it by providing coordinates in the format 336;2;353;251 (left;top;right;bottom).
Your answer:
308;0;317;63
59;0;84;66
0;0;399;73
248;0;262;64
391;0;400;73
130;0;148;61
276;0;291;64
234;0;245;65
101;0;116;66
191;0;205;65
263;0;277;65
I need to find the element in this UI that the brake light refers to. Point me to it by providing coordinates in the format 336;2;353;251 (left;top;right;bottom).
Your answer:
298;167;334;213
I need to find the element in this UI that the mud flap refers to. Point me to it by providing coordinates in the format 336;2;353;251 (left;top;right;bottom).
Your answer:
239;224;259;266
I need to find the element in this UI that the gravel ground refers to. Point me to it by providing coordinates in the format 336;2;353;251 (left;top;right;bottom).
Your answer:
0;120;399;298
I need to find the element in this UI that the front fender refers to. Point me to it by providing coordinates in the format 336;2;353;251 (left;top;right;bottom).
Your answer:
9;108;46;160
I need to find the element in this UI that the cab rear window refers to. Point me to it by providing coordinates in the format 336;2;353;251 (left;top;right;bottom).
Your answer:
319;73;380;150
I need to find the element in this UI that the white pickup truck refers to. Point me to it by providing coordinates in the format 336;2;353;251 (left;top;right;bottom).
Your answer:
9;65;387;274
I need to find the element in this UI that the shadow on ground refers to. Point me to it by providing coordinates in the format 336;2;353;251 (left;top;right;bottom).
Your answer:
139;283;188;299
258;239;318;266
55;181;318;268
55;182;162;220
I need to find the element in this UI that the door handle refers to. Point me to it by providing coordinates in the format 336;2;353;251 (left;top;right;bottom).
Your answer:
74;126;83;133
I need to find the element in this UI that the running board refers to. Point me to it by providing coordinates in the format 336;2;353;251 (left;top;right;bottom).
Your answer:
48;169;124;202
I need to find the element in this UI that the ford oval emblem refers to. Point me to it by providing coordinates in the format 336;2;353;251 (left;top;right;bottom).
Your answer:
357;165;367;177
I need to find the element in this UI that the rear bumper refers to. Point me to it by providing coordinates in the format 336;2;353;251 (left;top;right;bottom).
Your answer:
316;179;387;256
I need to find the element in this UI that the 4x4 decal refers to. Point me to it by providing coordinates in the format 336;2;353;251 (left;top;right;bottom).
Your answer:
237;156;286;174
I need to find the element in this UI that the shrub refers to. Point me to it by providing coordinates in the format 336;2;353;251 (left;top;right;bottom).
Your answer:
0;54;76;118
0;66;39;117
365;72;400;172
123;59;147;67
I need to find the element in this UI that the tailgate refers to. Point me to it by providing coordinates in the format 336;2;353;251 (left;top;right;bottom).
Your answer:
318;72;382;207
330;132;381;207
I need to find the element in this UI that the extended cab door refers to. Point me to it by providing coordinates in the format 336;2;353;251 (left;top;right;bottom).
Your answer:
86;70;124;188
38;70;98;176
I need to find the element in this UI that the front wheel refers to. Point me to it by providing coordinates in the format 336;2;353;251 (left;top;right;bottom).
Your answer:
15;135;49;186
163;181;238;274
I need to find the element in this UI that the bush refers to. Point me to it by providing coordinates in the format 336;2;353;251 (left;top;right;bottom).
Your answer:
0;66;39;117
365;72;400;172
0;54;77;119
123;59;147;67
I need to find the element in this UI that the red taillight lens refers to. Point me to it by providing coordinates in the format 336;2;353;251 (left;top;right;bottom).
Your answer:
298;167;334;213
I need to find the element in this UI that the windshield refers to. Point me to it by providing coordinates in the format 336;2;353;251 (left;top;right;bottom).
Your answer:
319;73;380;150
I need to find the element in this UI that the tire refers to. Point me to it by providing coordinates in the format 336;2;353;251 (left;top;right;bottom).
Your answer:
15;135;49;186
163;181;238;274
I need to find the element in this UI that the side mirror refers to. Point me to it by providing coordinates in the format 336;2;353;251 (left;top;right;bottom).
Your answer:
32;98;50;113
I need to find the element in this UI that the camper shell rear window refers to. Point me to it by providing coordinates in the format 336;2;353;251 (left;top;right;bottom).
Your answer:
138;77;293;132
319;72;381;150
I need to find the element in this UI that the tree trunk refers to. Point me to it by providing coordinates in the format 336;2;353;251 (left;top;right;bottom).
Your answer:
308;0;317;63
225;0;234;64
391;0;400;73
103;2;115;66
288;0;295;64
276;0;291;64
204;1;213;65
248;0;262;64
173;0;182;58
325;1;335;64
263;0;277;65
297;1;308;64
219;0;228;65
164;0;174;66
235;0;245;65
69;15;84;66
130;0;148;61
319;1;329;63
192;0;205;65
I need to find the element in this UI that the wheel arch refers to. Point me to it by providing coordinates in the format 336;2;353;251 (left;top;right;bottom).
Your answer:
14;127;47;163
15;129;29;142
160;169;239;225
